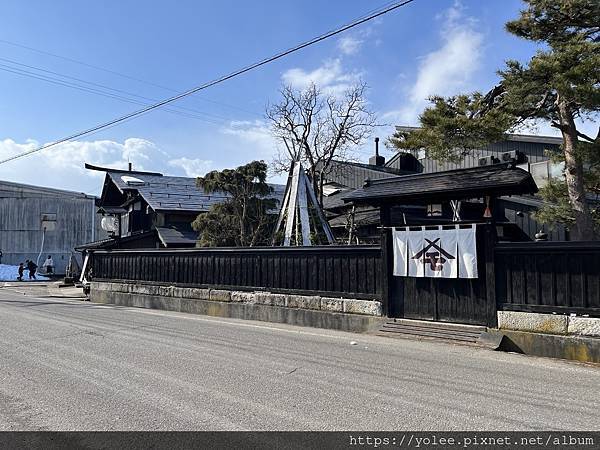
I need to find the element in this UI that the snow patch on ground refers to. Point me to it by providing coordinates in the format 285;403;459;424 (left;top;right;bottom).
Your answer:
0;264;49;281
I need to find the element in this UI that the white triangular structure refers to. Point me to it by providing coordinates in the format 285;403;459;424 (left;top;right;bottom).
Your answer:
273;161;335;246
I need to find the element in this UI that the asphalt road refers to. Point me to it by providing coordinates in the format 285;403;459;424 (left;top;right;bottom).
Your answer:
0;285;598;431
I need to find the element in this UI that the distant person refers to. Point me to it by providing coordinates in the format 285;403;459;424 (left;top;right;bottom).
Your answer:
0;249;3;264
43;255;54;275
26;260;37;280
17;263;24;281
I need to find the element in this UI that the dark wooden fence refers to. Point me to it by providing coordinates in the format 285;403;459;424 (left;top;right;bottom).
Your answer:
90;239;600;320
495;241;600;316
91;245;382;299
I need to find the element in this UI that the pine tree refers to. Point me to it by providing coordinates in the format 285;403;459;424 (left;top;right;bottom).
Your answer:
192;161;278;247
389;0;600;240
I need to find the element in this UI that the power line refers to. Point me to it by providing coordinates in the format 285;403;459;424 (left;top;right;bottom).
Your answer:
0;65;224;124
0;60;229;124
0;56;234;121
0;41;261;117
0;0;415;166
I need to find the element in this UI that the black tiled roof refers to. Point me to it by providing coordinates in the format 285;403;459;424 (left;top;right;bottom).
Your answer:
74;230;156;251
322;159;411;191
334;160;405;175
328;208;380;228
343;164;538;205
156;225;198;247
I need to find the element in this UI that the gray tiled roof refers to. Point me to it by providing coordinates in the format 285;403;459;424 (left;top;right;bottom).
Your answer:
108;172;285;213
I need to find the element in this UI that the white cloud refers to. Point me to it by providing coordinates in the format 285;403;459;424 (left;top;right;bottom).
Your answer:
337;36;363;55
0;137;206;194
281;59;361;96
384;1;484;125
168;157;213;178
336;24;378;56
220;120;277;159
218;120;287;183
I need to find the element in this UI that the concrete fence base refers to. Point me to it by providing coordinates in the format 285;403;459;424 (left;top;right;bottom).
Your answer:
498;311;600;337
90;281;385;333
495;311;600;363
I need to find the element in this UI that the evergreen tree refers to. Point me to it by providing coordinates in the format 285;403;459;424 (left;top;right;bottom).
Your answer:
192;161;278;247
389;0;600;240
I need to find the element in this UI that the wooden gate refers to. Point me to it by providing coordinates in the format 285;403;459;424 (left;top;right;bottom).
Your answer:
384;224;497;327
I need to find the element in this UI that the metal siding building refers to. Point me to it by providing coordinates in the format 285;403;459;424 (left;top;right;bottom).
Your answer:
386;129;563;174
0;180;105;274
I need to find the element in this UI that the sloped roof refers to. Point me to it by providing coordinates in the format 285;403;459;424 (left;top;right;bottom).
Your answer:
328;208;380;228
323;159;409;190
343;164;538;205
106;172;285;213
156;225;198;246
0;179;96;199
322;184;354;212
74;230;157;251
332;159;405;175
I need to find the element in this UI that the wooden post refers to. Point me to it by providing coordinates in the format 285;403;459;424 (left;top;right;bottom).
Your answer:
483;223;498;327
283;163;301;246
380;204;392;317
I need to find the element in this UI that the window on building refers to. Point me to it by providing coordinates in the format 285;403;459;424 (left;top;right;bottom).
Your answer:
41;213;57;231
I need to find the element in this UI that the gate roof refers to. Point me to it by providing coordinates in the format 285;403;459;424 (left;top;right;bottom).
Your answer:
342;164;538;205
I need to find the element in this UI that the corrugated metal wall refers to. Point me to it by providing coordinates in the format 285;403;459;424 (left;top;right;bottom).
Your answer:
0;182;105;274
387;140;559;173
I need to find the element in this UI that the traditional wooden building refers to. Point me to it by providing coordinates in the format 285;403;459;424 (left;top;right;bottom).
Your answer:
78;164;285;250
323;129;569;241
343;164;540;324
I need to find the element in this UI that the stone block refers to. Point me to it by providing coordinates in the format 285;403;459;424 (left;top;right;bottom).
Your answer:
209;289;231;302
110;283;127;293
190;288;211;300
132;284;154;296
286;295;321;310
568;317;600;337
255;292;287;307
178;287;194;298
320;297;344;313
497;311;568;335
171;286;184;298
157;285;174;297
91;282;107;291
231;291;256;303
344;299;382;316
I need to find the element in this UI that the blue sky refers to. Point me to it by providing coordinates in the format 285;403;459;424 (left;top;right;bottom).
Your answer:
0;0;557;193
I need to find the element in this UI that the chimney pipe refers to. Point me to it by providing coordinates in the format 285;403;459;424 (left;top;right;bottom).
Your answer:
128;162;132;172
369;137;385;167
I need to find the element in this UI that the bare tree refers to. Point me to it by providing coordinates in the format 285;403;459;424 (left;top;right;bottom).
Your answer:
266;82;377;205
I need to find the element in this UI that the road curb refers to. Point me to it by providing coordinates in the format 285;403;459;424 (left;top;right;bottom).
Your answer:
491;329;600;364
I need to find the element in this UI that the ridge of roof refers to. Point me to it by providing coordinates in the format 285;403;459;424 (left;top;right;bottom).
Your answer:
0;179;97;199
370;162;518;186
330;159;405;175
85;162;163;176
